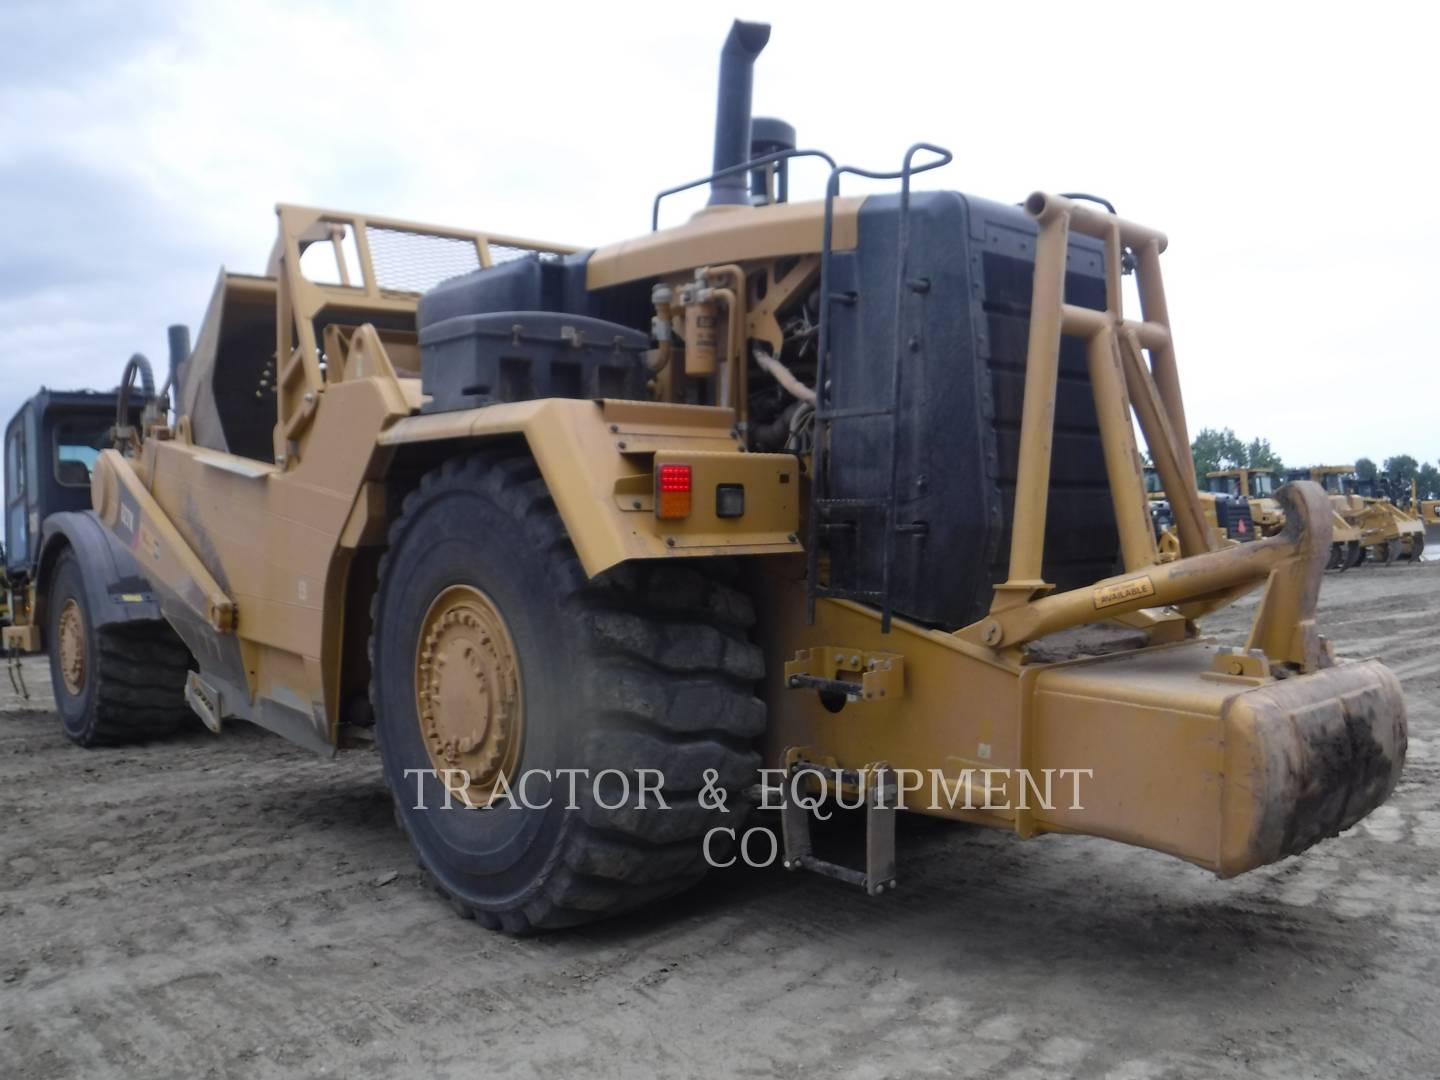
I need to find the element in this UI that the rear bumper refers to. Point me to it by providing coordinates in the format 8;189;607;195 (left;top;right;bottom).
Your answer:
1220;659;1405;874
1029;648;1405;877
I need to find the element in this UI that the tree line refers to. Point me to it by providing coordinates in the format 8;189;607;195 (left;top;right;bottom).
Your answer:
1186;427;1440;498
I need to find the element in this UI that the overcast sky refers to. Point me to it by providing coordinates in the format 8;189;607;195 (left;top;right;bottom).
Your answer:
2;0;1435;467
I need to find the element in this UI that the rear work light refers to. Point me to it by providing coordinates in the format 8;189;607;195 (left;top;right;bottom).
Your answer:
656;463;692;520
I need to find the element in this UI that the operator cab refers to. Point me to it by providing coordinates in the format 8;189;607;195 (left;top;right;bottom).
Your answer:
4;390;135;583
1206;474;1240;496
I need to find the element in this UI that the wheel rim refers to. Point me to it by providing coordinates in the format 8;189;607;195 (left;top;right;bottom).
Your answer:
414;584;524;804
57;598;86;697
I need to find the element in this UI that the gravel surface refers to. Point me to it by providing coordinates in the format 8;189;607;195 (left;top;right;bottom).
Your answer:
2;565;1437;1078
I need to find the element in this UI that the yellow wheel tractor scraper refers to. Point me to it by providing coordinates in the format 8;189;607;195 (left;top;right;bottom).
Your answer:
2;21;1405;931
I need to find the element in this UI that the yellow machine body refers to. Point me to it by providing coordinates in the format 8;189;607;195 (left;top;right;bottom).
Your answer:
57;185;1404;883
11;11;1403;922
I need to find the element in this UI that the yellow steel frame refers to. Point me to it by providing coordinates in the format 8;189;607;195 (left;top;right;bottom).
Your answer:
269;204;577;464
965;193;1330;672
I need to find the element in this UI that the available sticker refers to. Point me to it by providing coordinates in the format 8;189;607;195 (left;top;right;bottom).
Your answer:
1092;575;1156;610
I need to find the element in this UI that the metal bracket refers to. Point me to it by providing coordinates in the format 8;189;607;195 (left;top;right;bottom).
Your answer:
780;761;897;896
784;647;904;702
1210;646;1271;679
6;647;28;701
184;672;223;734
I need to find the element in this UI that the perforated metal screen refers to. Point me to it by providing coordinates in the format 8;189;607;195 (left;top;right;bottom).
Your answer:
366;226;480;293
366;226;561;292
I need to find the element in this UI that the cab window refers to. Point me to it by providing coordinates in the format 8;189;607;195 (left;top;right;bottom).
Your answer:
5;426;24;505
55;424;109;487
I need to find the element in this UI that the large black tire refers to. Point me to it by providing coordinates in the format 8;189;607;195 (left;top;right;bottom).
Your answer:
47;548;193;747
369;452;764;933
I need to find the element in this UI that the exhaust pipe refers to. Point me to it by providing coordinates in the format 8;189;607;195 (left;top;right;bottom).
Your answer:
167;324;191;398
707;19;771;207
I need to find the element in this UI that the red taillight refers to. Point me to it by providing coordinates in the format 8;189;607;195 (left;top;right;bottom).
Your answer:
656;464;692;520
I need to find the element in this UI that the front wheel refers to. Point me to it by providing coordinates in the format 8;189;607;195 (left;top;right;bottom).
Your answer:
369;452;764;933
47;548;193;746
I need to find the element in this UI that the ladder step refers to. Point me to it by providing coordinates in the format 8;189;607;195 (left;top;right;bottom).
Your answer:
781;763;897;896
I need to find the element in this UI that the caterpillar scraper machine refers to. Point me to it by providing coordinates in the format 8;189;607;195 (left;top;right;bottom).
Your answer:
1293;466;1425;566
1207;467;1365;571
2;22;1405;932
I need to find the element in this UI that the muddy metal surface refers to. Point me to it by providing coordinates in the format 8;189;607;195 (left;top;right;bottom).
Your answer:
3;566;1438;1079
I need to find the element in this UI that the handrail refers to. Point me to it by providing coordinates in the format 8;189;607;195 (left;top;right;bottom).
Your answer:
651;148;839;231
806;142;953;629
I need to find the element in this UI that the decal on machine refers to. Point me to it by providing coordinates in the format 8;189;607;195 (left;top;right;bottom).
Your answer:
1092;576;1156;610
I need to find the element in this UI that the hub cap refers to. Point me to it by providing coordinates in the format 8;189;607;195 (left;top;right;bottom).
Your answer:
414;585;523;803
58;598;86;697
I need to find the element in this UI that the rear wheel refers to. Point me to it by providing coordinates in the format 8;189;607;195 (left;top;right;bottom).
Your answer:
1325;543;1344;571
46;549;193;746
370;452;764;933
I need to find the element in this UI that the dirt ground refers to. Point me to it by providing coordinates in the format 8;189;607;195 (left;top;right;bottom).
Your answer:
3;564;1438;1080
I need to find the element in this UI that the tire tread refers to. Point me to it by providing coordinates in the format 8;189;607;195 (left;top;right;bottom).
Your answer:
370;450;764;933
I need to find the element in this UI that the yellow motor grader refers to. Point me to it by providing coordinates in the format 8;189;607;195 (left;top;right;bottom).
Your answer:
1292;466;1425;565
2;22;1404;931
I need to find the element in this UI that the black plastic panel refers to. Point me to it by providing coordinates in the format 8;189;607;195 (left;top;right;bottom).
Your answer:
822;191;1119;629
419;312;649;412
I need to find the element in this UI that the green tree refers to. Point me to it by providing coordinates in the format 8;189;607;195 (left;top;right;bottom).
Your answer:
1383;454;1419;488
1190;427;1246;481
1355;457;1378;481
1245;437;1283;474
1417;463;1440;500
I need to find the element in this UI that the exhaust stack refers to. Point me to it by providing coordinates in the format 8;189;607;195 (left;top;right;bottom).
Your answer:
707;19;771;207
167;323;191;400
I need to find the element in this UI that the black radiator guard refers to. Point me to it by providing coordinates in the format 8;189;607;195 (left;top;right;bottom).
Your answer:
822;191;1119;629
